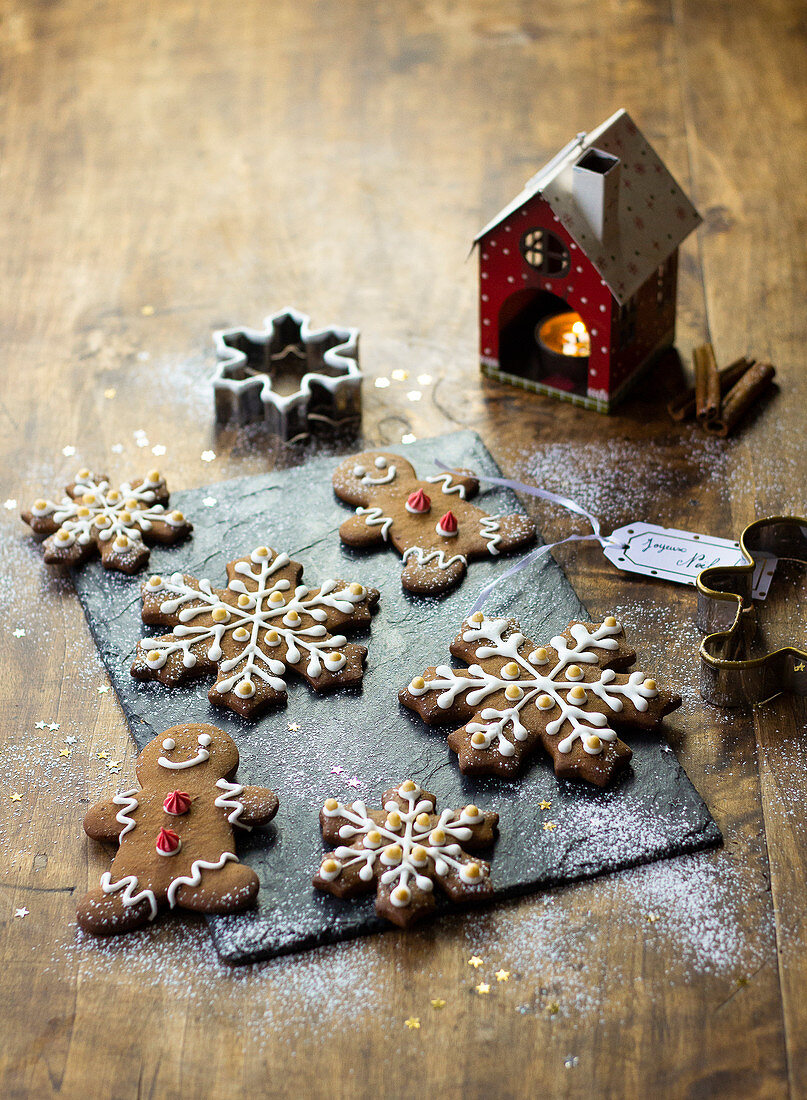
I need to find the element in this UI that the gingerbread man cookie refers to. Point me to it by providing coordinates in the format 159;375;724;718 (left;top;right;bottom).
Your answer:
77;724;279;935
332;451;535;596
314;780;498;927
22;468;192;574
400;613;681;787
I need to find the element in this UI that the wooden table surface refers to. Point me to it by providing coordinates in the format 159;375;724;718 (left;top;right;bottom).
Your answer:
2;1;805;1097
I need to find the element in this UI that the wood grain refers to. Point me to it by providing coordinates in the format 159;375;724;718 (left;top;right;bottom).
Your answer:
1;0;805;1096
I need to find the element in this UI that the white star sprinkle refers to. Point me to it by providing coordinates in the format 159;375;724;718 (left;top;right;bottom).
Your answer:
48;723;60;732
12;628;25;638
35;721;46;730
203;496;218;508
62;445;76;457
110;443;124;454
136;437;150;448
201;450;216;462
417;374;432;385
98;685;110;694
406;390;422;402
401;434;416;444
374;378;391;389
64;735;78;744
151;444;166;456
4;499;17;510
15;907;29;918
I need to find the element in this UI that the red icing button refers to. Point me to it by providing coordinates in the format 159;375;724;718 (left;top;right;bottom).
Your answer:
437;510;458;535
156;827;181;856
163;790;191;815
406;489;431;513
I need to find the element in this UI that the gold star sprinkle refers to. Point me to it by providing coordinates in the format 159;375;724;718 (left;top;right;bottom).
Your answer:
404;1017;420;1030
495;970;510;982
468;956;484;968
545;1001;560;1015
476;982;490;995
543;821;558;832
646;912;660;923
106;759;121;770
288;722;300;731
391;369;409;381
540;800;552;810
58;747;71;758
141;304;155;316
97;751;109;760
104;388;117;399
9;791;22;802
430;998;446;1009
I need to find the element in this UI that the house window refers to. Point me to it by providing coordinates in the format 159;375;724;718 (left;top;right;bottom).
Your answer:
520;229;569;276
618;297;637;345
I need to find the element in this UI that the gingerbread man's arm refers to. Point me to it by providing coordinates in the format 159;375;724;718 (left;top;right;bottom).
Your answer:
338;511;393;549
83;798;129;844
234;785;280;827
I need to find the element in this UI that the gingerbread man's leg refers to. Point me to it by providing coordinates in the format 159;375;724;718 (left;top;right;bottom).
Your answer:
401;553;467;596
171;861;260;914
77;887;155;935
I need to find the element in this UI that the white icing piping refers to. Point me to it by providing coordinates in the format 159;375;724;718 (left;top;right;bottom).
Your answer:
320;784;487;907
356;506;393;541
414;617;658;757
100;871;158;921
214;778;250;830
401;546;467;571
139;548;368;698
165;851;238;907
158;747;210;770
112;789;139;839
479;516;501;555
425;473;467;500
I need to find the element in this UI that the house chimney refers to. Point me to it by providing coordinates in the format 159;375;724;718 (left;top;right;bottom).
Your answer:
572;148;621;248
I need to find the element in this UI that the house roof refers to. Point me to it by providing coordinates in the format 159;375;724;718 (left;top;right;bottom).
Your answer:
474;110;702;305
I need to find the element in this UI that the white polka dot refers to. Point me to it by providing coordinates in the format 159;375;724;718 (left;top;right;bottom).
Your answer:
570;242;577;249
507;276;514;283
580;296;588;304
591;328;598;336
576;266;583;273
481;294;489;302
482;253;488;261
490;240;496;247
503;248;509;255
483;318;491;325
599;304;606;312
601;347;608;354
504;225;511;232
482;271;488;279
484;347;491;354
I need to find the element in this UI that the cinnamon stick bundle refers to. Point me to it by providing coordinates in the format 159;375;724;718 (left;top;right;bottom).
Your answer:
693;344;721;422
667;355;753;422
704;362;776;437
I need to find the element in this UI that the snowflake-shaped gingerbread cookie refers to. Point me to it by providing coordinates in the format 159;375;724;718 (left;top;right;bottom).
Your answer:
314;780;498;927
132;545;379;717
332;451;536;595
22;468;192;574
399;613;681;787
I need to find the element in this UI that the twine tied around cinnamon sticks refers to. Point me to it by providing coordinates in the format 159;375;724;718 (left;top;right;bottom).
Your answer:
667;344;776;437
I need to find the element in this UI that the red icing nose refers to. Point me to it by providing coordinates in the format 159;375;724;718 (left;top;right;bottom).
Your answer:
406;489;431;513
156;827;181;856
163;790;191;815
437;510;458;534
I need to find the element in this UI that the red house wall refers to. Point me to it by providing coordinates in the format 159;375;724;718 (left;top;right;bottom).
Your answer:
478;196;614;396
606;252;678;394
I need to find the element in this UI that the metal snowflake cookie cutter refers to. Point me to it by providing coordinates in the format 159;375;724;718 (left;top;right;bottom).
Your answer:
212;307;361;440
697;516;807;707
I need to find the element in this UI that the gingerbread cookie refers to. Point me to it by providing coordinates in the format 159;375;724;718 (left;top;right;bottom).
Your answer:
22;468;192;574
332;451;535;596
399;613;681;787
132;545;379;717
313;780;498;928
77;723;279;935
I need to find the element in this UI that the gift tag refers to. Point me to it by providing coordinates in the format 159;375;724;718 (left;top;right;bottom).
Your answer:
603;522;748;587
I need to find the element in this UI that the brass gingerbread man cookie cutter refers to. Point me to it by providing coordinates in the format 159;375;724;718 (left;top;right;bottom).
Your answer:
697;516;807;707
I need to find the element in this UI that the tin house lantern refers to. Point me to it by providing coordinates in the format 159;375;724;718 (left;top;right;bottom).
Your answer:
474;109;702;412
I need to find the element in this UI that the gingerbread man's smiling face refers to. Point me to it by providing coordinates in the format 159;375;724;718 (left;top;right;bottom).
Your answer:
332;451;417;507
136;723;239;789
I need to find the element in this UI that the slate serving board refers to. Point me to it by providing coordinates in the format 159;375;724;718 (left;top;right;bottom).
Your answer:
73;430;721;964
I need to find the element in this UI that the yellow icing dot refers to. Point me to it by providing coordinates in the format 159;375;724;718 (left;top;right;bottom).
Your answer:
233;626;249;640
567;664;582;680
464;862;481;880
366;830;382;846
464;804;480;818
266;629;280;644
415;812;431;828
255;546;269;557
77;468;90;479
400;780;417;792
107;490;121;502
56;529;71;542
384;844;403;863
34;499;47;510
235;679;254;697
211;607;229;622
125;498;138;509
114;536;129;549
269;591;284;604
570;686;587;702
586;734;602;750
119;511;133;524
604;615;617;627
147;469;160;482
95;515;110;526
147;650;161;662
76;507;91;518
537;694;554;709
644;678;657;691
534;647;548;662
324;798;339;812
470;611;485;623
171;510;184;522
285;610;300;623
410;676;425;691
429;828;447;845
322;858;339;874
386;811;402;830
392;885;410;903
503;661;519;678
148;575;162;587
349;582;364;595
471;731;487;747
237;593;251;607
82;492;96;504
505;684;522;700
411;845;428;862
